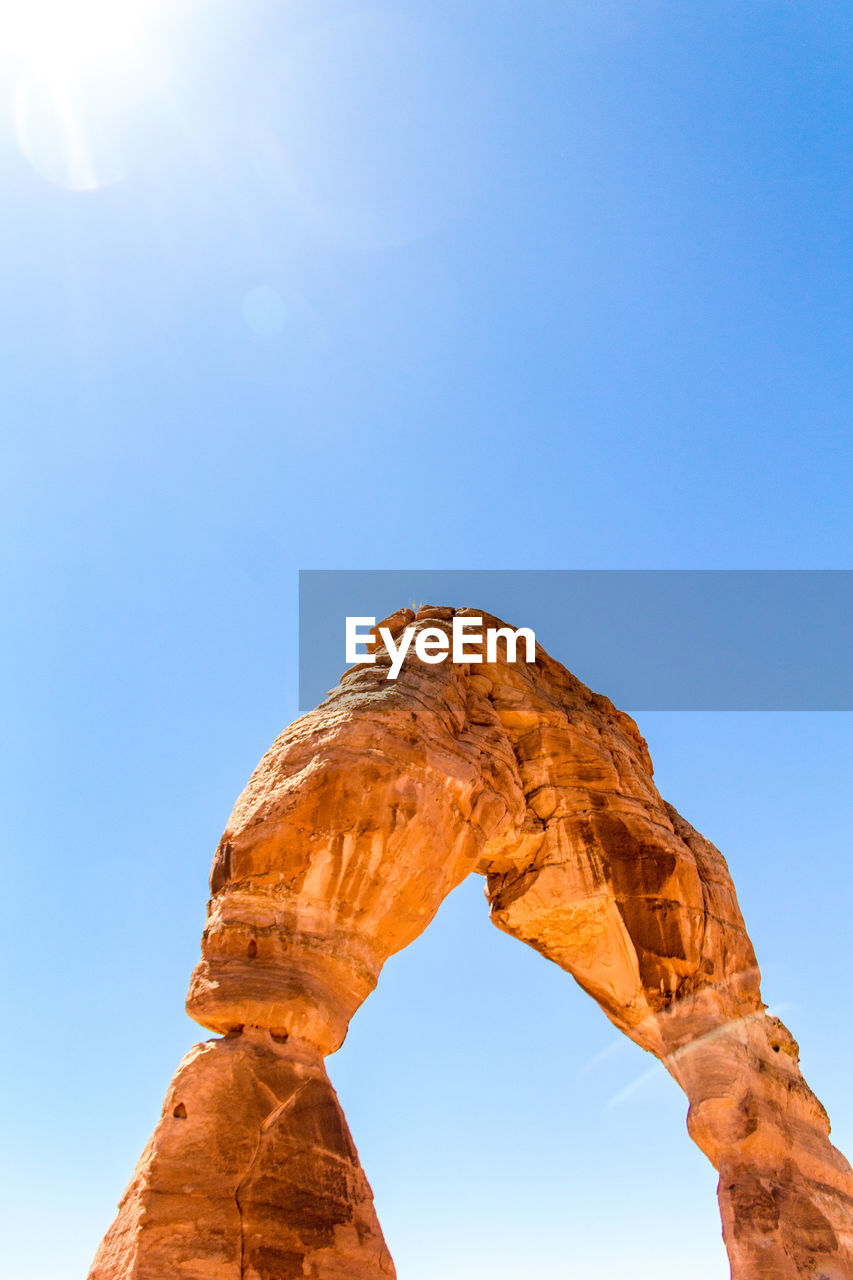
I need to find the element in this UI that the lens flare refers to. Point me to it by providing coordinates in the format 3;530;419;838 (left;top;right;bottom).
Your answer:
1;0;163;72
2;0;165;189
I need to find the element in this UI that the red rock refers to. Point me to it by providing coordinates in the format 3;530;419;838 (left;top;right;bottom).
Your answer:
87;1031;394;1280
89;608;853;1279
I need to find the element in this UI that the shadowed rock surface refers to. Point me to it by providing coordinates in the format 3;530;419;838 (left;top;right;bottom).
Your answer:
88;607;853;1279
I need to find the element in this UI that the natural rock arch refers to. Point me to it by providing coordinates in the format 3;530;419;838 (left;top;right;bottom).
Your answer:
89;608;853;1280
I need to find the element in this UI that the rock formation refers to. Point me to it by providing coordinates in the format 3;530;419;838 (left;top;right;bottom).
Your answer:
88;607;853;1279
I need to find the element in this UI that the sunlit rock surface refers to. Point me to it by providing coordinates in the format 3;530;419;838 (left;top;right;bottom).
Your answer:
88;607;853;1279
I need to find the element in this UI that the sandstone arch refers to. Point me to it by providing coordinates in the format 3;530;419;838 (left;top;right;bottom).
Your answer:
88;607;853;1280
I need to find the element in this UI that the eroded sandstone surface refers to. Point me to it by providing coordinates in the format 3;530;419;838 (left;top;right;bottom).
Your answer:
88;607;853;1279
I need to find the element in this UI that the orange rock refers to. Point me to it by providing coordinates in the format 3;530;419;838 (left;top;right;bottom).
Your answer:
87;1030;394;1280
89;608;853;1279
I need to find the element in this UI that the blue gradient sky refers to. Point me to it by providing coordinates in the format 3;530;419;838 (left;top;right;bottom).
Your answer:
1;3;852;1277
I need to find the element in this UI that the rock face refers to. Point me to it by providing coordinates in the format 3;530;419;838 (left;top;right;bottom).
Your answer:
88;607;853;1279
89;1031;393;1280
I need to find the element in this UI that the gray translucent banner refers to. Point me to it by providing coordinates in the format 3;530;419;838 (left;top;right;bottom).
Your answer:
298;570;853;712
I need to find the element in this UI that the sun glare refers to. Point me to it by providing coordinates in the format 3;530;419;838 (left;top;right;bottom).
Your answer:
1;0;163;72
3;0;167;190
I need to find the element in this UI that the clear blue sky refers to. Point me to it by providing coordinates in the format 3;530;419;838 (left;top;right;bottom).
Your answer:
1;3;851;1278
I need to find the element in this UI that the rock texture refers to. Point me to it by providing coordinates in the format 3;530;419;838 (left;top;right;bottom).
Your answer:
88;1031;393;1280
89;607;853;1279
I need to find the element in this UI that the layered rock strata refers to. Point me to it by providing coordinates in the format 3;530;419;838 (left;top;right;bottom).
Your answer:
88;607;853;1279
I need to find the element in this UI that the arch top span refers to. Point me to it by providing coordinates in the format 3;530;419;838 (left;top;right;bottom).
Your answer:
90;607;853;1280
188;605;758;1062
